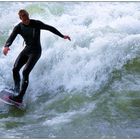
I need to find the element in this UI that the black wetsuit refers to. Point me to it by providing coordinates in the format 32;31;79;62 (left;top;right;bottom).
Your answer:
5;19;64;101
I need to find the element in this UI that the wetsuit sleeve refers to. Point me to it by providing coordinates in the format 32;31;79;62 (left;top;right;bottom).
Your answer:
5;24;20;47
36;20;64;38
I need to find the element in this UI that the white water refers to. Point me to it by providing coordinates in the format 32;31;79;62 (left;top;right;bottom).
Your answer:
0;2;140;138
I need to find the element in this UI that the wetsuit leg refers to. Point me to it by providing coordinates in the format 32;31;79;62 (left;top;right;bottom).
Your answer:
13;51;28;93
18;53;41;100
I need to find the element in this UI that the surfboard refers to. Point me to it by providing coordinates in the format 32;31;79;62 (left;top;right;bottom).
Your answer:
0;89;25;110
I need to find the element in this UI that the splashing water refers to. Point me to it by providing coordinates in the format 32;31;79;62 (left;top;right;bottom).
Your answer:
0;2;140;138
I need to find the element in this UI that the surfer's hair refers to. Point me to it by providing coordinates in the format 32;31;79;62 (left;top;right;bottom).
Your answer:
18;9;29;17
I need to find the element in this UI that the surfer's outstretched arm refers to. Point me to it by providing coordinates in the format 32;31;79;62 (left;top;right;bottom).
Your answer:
64;35;71;41
35;20;71;41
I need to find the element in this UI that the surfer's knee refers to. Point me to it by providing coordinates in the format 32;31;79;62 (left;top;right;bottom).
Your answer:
13;67;19;74
22;69;29;79
22;70;29;85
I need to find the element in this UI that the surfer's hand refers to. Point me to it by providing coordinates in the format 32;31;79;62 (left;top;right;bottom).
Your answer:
3;46;10;56
64;35;71;41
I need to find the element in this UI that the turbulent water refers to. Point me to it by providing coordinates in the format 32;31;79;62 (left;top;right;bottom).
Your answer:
0;1;140;138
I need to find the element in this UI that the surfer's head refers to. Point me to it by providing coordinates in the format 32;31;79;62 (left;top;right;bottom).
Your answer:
18;9;30;25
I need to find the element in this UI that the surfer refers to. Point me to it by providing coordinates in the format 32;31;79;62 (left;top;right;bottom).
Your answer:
2;9;71;103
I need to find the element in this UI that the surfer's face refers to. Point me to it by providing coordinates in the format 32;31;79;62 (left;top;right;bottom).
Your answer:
19;12;30;25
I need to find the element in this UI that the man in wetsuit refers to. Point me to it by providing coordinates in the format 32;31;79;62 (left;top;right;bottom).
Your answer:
3;9;71;103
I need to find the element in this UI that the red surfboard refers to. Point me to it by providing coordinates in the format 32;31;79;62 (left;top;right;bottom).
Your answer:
0;89;25;110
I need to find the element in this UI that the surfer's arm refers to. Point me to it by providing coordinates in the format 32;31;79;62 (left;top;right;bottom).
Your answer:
2;47;10;56
3;25;20;55
36;20;71;40
5;24;20;47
